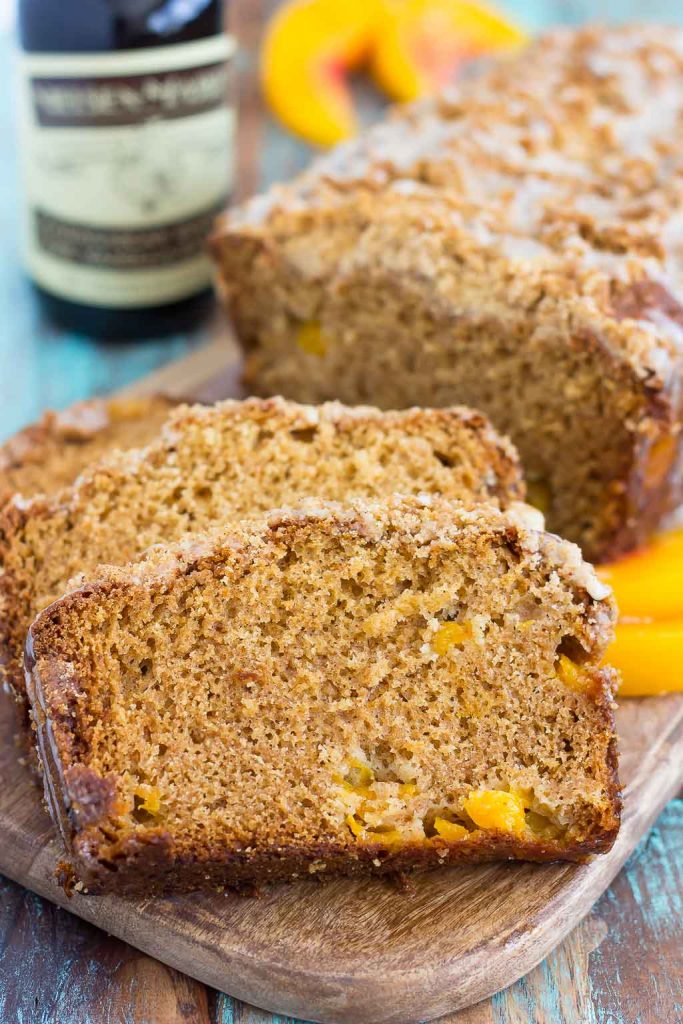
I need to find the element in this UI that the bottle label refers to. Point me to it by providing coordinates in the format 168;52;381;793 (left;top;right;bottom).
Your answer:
18;35;236;308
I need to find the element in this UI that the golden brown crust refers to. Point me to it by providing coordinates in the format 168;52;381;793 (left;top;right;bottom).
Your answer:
61;823;617;897
27;497;620;894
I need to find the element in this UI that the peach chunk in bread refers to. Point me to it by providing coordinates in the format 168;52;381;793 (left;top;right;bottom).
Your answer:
27;497;619;894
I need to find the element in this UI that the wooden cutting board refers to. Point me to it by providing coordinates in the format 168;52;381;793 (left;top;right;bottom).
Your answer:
1;340;682;1024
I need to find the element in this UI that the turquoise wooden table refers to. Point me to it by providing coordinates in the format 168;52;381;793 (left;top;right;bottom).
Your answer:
0;3;681;1022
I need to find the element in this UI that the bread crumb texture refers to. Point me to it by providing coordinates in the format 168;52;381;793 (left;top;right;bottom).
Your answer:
212;24;683;562
28;497;620;893
0;397;522;702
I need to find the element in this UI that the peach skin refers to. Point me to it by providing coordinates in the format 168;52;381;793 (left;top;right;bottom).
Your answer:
260;0;381;147
371;0;527;102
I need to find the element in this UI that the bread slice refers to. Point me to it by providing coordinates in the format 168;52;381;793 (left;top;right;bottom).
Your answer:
211;24;683;562
0;396;178;506
26;497;620;894
0;397;523;706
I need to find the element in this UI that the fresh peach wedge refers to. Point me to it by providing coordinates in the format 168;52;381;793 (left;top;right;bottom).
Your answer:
371;0;527;102
260;0;381;147
608;621;683;697
598;526;683;621
598;526;683;696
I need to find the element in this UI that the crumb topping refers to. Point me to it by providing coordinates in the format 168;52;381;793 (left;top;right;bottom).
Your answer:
222;25;683;383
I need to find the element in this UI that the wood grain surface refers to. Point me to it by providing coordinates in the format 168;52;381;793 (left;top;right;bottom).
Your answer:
1;2;682;1022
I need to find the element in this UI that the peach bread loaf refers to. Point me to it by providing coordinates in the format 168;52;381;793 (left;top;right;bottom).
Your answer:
27;496;620;893
211;24;683;562
0;396;523;708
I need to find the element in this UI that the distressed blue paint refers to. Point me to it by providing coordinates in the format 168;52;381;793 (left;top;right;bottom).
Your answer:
590;799;683;1024
620;806;683;941
215;993;313;1024
492;956;577;1024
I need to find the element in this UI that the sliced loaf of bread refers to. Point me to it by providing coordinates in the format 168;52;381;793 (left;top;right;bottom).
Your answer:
0;397;523;705
27;497;619;893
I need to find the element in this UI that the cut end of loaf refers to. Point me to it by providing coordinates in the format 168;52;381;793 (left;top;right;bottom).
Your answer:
27;497;620;894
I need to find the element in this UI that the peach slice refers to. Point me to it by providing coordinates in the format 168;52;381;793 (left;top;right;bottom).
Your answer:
597;525;683;696
598;526;683;621
608;621;683;697
371;0;527;102
260;0;381;147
